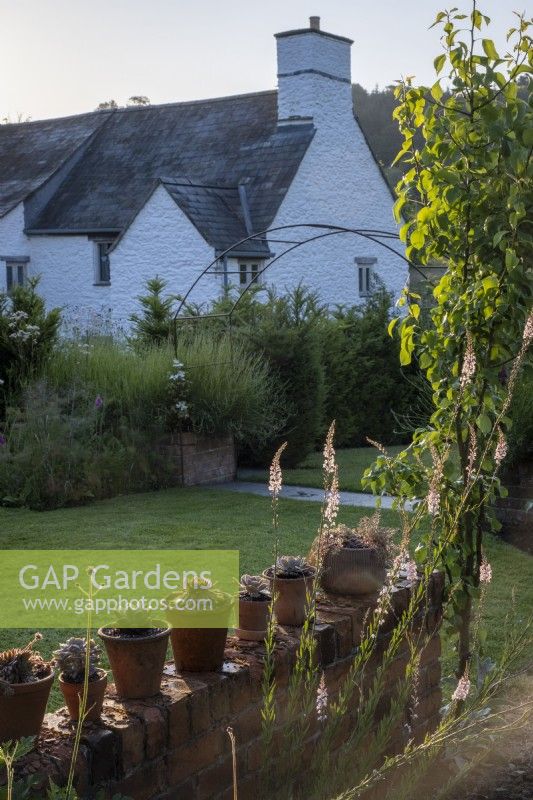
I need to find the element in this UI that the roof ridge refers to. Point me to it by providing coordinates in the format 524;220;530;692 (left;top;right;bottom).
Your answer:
5;90;278;127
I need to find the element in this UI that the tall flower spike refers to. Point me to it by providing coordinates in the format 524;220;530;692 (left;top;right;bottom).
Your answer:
427;445;443;516
452;673;471;702
324;464;340;529
316;672;328;723
460;333;477;390
494;427;507;466
268;442;287;496
466;424;477;481
479;558;492;584
522;310;533;347
323;421;336;477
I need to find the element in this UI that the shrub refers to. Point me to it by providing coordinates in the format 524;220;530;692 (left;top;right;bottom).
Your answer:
506;369;533;467
0;278;61;399
323;289;421;447
216;284;326;467
129;276;178;346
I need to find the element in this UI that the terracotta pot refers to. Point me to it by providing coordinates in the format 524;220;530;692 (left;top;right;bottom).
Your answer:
236;596;270;641
98;627;170;699
170;627;228;672
320;547;387;595
263;567;317;626
59;669;107;721
0;669;54;742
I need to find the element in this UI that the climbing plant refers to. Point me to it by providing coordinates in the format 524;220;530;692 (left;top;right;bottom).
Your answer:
363;3;532;677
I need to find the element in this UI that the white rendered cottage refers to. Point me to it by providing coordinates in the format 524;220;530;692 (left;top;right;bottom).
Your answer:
0;17;406;328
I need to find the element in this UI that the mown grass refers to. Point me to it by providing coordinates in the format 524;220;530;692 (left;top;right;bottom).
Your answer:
239;446;406;493
0;486;530;710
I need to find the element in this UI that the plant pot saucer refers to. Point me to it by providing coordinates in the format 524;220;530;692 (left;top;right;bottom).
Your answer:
235;627;268;642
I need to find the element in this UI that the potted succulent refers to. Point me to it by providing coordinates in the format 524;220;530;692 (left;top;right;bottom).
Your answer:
236;574;271;641
309;517;393;596
168;583;234;673
98;622;171;700
0;633;54;742
263;556;316;626
53;637;107;722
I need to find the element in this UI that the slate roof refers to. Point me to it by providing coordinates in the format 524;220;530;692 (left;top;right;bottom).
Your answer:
162;181;269;256
0;111;110;218
0;92;315;254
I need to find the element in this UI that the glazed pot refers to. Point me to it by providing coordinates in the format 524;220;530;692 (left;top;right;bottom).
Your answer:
236;596;270;641
262;566;317;626
170;627;228;672
98;627;170;699
320;546;387;595
0;669;54;742
59;669;107;722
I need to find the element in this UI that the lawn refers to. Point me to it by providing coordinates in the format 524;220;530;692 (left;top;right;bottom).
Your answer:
238;446;405;492
0;485;531;711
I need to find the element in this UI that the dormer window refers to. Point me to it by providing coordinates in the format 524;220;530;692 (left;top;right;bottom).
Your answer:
238;260;261;288
355;257;376;298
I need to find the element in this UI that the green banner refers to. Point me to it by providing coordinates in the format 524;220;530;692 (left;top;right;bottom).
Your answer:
0;550;239;628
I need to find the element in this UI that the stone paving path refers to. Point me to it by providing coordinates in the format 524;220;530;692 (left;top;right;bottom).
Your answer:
212;480;409;510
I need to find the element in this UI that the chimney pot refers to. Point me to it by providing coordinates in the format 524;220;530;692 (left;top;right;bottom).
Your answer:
309;16;320;31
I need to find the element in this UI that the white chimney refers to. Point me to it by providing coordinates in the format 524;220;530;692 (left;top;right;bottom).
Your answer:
275;17;353;127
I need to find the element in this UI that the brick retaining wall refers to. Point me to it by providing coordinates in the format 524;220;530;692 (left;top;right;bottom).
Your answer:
158;432;236;486
11;573;444;800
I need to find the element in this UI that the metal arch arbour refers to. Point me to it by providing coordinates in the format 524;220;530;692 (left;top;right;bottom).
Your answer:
172;222;422;323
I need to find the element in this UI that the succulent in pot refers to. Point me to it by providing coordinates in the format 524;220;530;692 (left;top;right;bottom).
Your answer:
0;633;54;742
262;556;316;626
168;582;234;673
236;574;271;641
309;516;394;596
53;637;107;722
98;618;171;700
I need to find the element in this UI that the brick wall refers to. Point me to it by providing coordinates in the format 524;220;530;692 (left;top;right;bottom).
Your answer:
12;573;444;800
495;458;532;554
158;432;236;486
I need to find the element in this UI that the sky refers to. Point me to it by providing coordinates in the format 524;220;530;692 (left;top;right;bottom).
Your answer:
0;0;527;121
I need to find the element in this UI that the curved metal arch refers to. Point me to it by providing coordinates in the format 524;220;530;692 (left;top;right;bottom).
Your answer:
173;222;420;320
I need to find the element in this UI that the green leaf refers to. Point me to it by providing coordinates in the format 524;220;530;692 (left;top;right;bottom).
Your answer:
523;127;533;147
482;276;499;291
387;317;399;337
476;414;492;435
482;39;499;59
410;303;421;320
434;54;446;75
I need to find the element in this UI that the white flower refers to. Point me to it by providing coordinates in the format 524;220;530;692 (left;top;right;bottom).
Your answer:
479;559;492;584
316;672;328;722
403;558;418;583
460;334;476;390
170;370;186;382
494;427;507;466
175;401;189;416
452;674;471;702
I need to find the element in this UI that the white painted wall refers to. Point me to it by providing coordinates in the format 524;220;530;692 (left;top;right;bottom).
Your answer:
267;30;406;307
110;185;219;321
0;204;31;292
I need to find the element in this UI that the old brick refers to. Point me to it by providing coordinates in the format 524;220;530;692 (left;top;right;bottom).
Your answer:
316;609;353;657
203;672;231;722
155;780;196;800
180;675;211;735
168;729;225;785
137;705;167;760
314;622;336;665
82;727;118;783
197;757;234;799
233;704;262;741
226;666;254;713
104;714;145;773
113;759;166;800
161;682;191;748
